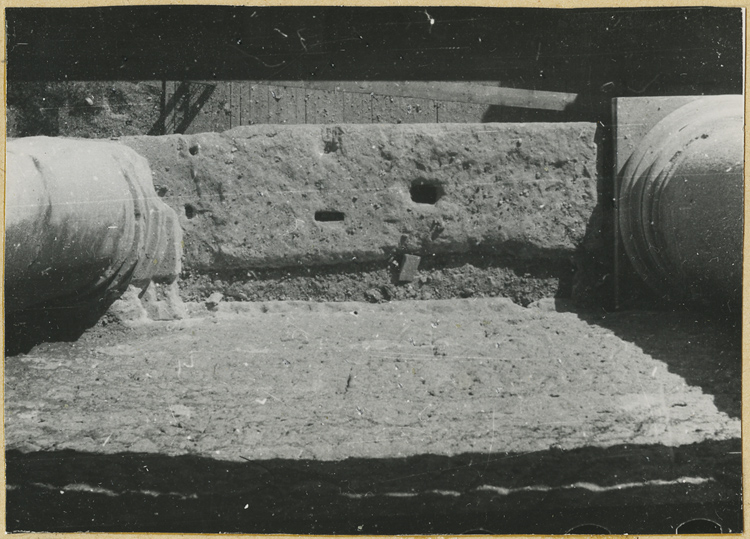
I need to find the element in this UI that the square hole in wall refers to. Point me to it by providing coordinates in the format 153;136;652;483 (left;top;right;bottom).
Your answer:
410;181;444;204
315;210;346;222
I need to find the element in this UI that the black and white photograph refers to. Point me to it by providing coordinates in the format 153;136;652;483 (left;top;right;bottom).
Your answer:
3;4;745;535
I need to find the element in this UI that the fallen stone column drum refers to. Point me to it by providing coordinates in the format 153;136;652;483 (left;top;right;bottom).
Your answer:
5;137;182;316
618;95;744;306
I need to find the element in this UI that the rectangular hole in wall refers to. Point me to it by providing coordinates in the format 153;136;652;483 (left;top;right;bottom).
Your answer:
315;210;346;222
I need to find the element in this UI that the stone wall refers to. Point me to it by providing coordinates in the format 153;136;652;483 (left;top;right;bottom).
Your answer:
122;123;600;267
119;122;608;306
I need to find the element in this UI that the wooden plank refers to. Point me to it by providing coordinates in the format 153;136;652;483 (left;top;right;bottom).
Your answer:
372;95;435;124
179;81;231;134
275;80;577;111
294;87;306;124
343;92;372;123
238;81;251;126
249;81;270;124
436;101;489;123
267;84;304;124
230;81;242;128
144;80;168;136
305;88;343;124
163;81;179;134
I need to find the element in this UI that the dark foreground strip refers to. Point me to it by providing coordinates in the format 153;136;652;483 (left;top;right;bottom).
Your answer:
6;438;741;534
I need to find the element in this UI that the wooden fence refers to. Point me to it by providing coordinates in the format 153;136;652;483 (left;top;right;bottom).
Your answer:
159;80;579;135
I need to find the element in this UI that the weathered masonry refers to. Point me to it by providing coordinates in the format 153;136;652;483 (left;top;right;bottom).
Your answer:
121;122;600;269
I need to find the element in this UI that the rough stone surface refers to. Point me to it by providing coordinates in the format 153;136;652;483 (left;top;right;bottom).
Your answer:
120;123;600;272
8;299;738;459
205;292;224;311
5;299;741;533
106;285;150;325
141;282;187;321
99;282;187;326
398;253;422;282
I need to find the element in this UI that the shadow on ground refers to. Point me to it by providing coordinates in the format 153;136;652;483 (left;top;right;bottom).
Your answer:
4;297;116;357
576;307;742;419
6;439;741;534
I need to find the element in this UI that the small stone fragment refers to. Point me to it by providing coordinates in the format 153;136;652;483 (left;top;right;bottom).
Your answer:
206;292;224;311
141;281;186;320
364;288;383;303
460;287;475;298
381;284;397;300
107;285;149;325
399;254;421;282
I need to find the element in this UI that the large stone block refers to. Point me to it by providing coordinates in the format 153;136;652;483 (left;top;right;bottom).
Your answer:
121;122;600;272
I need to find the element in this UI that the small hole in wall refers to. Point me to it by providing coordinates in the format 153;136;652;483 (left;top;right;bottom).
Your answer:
315;211;345;222
189;143;200;156
324;139;339;153
185;204;196;219
410;182;443;204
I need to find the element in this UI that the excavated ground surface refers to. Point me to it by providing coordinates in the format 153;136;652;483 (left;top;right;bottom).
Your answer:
179;253;576;306
5;298;741;534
